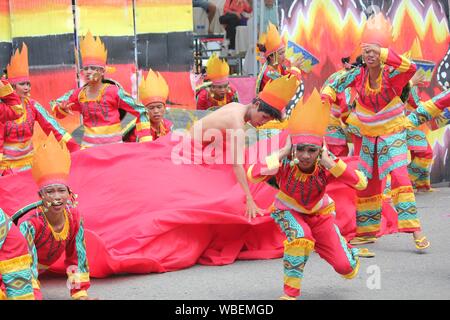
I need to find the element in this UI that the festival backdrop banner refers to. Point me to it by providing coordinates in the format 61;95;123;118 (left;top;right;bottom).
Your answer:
0;0;12;71
74;0;136;95
279;0;450;184
135;0;195;109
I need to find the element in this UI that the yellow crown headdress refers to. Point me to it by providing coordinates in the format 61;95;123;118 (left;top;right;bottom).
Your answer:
80;30;108;68
258;75;299;113
206;53;229;84
7;43;29;84
32;133;71;190
288;89;330;146
259;22;284;57
139;69;169;106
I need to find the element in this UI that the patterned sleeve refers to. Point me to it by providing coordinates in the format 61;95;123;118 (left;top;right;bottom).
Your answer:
327;158;368;191
50;89;80;119
321;68;362;103
406;86;421;110
18;220;41;299
33;101;80;152
0;211;35;300
379;48;417;93
407;89;450;127
247;153;285;184
114;86;152;142
64;216;90;300
0;81;23;122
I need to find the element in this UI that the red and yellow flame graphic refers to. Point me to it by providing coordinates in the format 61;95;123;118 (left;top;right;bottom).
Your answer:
282;0;449;91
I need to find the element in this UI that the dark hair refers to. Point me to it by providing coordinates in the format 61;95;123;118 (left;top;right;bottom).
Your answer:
253;97;282;121
257;43;267;53
341;57;350;64
400;83;411;103
258;44;278;64
353;55;365;68
343;55;365;69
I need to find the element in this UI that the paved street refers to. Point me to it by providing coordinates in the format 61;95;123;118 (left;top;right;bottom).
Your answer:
41;188;450;300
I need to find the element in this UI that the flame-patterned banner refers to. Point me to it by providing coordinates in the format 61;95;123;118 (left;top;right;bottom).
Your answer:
280;0;449;94
280;0;450;184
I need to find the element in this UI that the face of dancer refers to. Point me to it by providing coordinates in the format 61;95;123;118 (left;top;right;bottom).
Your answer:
272;47;286;65
295;144;321;173
146;102;165;125
210;83;228;100
362;45;380;69
39;184;70;215
249;101;275;127
81;65;105;84
14;81;31;98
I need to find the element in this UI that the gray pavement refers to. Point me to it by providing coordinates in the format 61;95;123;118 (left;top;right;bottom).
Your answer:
41;188;450;300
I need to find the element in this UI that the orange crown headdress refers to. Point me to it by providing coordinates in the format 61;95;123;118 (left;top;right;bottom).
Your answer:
360;12;393;48
288;89;330;146
80;30;108;68
7;43;29;85
258;22;284;57
258;75;299;113
32;133;71;190
139;69;169;106
206;53;230;85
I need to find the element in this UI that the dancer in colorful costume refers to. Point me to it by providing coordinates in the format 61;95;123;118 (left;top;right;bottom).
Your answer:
123;69;173;142
0;78;385;279
321;13;449;249
51;31;151;148
0;80;23;123
0;208;35;300
18;133;93;300
255;23;304;94
320;56;361;157
1;79;23;164
1;43;79;175
402;39;435;192
190;75;299;221
247;90;367;300
196;54;239;110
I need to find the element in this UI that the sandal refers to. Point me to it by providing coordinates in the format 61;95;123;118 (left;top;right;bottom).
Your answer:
279;294;297;300
414;236;430;250
358;247;375;258
349;236;377;245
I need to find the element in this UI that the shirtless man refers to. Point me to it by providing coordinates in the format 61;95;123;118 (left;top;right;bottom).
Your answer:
189;75;299;221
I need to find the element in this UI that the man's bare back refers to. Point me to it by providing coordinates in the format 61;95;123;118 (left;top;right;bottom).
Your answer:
190;103;249;140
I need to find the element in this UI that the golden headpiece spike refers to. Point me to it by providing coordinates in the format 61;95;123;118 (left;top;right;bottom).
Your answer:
80;30;108;67
32;132;71;190
258;75;299;113
288;89;330;146
206;53;230;84
138;69;169;106
7;43;29;85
